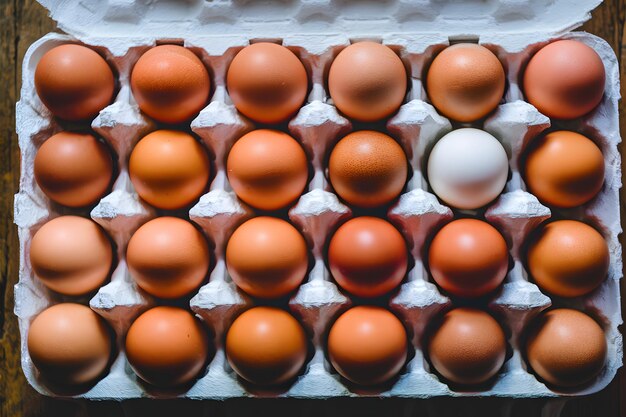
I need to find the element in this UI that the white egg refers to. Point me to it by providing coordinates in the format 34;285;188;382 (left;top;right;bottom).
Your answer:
427;128;508;210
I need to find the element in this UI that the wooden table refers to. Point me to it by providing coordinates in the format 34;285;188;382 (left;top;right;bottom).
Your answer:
1;1;624;416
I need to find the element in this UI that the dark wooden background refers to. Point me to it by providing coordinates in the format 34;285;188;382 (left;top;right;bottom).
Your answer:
1;1;624;416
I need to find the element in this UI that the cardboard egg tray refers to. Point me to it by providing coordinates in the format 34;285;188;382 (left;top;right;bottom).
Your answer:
14;0;622;400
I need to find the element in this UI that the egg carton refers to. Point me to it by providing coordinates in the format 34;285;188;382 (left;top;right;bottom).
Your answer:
14;0;621;400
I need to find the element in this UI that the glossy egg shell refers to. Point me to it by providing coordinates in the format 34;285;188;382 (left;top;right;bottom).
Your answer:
327;306;408;386
225;307;307;386
28;303;112;386
34;44;115;121
328;217;408;298
34;131;113;208
29;216;113;296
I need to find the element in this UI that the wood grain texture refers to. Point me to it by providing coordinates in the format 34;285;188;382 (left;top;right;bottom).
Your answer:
0;1;624;416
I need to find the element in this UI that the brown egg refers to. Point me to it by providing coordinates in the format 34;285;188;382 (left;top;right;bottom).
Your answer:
328;217;407;298
34;44;115;121
523;131;604;208
30;216;113;296
225;306;307;386
28;303;112;386
426;43;505;122
131;45;210;124
328;42;407;122
125;306;210;387
327;306;407;386
428;308;506;385
328;131;407;208
34;132;113;208
129;130;210;210
227;43;308;124
428;219;509;298
525;309;607;387
127;217;210;299
226;217;308;299
526;220;609;298
227;130;308;211
523;40;605;120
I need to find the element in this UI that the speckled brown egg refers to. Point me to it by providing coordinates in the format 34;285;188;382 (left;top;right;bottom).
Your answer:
328;131;407;208
30;216;113;296
428;308;507;385
327;306;407;386
127;217;210;299
227;42;308;124
125;306;211;387
28;303;112;386
523;40;605;120
328;216;407;298
523;131;604;208
226;217;308;299
226;306;307;386
34;131;113;208
426;43;505;122
131;45;210;124
525;309;607;388
526;220;609;298
428;219;509;298
35;44;115;121
328;42;407;122
129;130;210;210
227;130;309;211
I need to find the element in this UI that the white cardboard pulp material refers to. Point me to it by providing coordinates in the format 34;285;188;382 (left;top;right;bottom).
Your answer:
14;0;622;400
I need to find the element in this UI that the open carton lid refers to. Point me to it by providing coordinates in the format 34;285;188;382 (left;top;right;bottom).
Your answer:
38;0;601;43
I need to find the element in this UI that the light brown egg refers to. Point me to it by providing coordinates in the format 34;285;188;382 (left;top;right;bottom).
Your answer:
129;130;210;210
35;44;115;121
30;216;113;296
328;42;407;122
127;217;210;299
226;217;308;299
227;42;308;124
525;309;607;387
426;43;505;122
227;130;308;211
428;308;506;385
131;45;210;124
327;306;407;386
328;217;407;298
28;303;112;386
328;131;407;208
225;306;307;386
523;131;604;208
125;306;210;387
526;220;609;298
428;219;509;298
523;40;605;120
34;132;113;208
